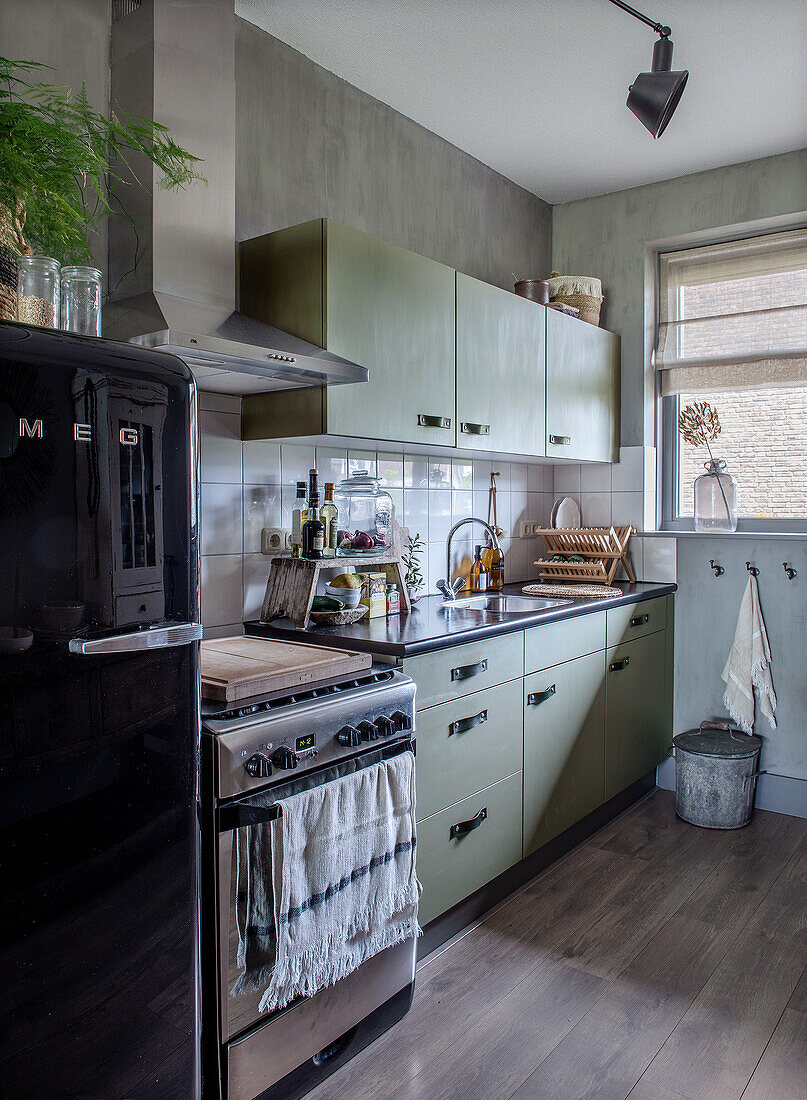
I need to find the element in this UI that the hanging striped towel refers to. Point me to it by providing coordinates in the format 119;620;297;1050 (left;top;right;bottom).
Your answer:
233;750;419;1014
721;575;777;734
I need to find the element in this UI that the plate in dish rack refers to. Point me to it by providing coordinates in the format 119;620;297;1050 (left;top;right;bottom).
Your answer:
554;497;581;528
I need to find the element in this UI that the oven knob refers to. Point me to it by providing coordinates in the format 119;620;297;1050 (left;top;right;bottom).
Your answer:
358;720;379;742
245;753;272;778
391;710;413;731
270;746;298;770
375;715;396;737
336;725;362;747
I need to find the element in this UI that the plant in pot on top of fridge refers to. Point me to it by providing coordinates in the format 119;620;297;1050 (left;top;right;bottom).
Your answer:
678;401;738;532
0;56;203;333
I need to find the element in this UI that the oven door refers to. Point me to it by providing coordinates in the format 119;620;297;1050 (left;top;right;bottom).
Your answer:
217;737;416;1044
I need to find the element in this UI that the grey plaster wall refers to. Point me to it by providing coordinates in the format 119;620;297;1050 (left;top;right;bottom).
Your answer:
552;150;807;447
235;20;551;291
659;536;807;816
0;0;111;272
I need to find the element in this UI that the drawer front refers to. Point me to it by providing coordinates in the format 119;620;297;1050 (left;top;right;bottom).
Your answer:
524;611;606;675
417;773;523;926
606;596;668;647
416;679;523;821
405;631;523;709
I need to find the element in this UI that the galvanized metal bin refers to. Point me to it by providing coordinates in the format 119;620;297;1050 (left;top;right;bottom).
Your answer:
673;723;763;829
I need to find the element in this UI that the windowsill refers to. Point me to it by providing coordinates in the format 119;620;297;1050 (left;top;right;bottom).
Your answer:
647;529;807;540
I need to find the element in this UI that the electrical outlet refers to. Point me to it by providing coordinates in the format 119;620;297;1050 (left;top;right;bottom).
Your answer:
261;527;289;554
520;520;533;538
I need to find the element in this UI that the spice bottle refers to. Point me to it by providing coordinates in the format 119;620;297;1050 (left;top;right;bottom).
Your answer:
386;583;401;616
290;482;306;558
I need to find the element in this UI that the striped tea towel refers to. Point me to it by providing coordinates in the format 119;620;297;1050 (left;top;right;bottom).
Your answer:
722;574;777;734
233;750;419;1014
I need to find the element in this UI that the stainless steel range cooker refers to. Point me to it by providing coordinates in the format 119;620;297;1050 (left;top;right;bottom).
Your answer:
200;663;417;1100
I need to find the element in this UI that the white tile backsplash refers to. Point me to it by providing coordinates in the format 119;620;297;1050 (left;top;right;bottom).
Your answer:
242;439;280;485
580;462;611;493
281;444;315;486
201;554;243;628
200;410;242;484
201;483;242;556
199;412;662;624
581;491;612;527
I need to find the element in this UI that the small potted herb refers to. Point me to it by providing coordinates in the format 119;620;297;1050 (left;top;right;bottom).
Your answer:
402;532;425;604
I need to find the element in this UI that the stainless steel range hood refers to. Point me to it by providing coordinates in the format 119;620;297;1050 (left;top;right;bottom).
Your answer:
105;0;367;394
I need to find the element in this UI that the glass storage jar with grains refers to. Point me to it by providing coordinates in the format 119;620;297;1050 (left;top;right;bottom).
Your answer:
334;472;393;556
17;256;60;328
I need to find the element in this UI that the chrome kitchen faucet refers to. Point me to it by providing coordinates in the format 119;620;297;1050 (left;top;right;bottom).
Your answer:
437;517;501;601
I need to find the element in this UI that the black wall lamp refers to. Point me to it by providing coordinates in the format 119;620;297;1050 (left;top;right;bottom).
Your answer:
608;0;689;137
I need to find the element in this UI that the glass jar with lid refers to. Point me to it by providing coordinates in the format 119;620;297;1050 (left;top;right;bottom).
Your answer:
17;255;60;328
61;265;102;336
334;471;394;555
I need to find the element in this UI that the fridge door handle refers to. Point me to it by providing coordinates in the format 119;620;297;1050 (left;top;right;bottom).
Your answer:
69;622;203;655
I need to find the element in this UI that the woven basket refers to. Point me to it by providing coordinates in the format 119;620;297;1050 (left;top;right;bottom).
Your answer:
547;271;603;326
0;205;19;322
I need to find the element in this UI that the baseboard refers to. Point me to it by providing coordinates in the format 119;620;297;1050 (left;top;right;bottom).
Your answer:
656;757;807;819
419;772;656;958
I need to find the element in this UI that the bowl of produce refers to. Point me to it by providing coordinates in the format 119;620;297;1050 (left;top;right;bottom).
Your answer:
324;574;364;608
309;594;369;626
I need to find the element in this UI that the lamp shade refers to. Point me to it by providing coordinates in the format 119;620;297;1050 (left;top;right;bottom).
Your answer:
627;68;688;137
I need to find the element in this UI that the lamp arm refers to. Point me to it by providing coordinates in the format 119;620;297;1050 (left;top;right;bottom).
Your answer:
607;0;671;38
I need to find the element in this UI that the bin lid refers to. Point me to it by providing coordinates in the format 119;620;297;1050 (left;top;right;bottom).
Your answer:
674;727;762;759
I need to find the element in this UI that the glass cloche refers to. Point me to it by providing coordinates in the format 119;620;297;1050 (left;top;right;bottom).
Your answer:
334;471;393;555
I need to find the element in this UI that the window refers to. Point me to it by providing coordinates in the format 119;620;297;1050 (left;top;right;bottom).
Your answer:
658;228;807;526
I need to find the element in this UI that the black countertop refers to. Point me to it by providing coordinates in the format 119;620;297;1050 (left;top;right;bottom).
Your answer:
244;581;677;658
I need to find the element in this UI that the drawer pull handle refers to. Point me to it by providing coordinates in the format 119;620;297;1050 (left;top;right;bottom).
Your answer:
460;421;490;436
610;657;630;672
418;413;452;430
450;709;488;736
451;659;488;682
630;614;650;627
450;806;487;840
527;684;556;706
549;434;571;446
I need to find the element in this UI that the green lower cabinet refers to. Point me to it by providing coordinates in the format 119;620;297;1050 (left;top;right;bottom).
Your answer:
605;630;670;800
416;772;523;926
416;679;523;821
522;650;606;857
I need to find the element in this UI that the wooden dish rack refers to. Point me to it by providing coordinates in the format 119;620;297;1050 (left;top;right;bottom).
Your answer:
533;525;636;585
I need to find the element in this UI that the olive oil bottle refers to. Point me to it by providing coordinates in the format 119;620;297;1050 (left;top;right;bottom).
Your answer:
320;483;338;558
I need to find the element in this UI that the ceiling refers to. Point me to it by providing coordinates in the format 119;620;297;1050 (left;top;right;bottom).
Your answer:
235;0;807;205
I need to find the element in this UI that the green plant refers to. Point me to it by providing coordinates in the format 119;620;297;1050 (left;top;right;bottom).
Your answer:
0;57;204;262
402;532;425;593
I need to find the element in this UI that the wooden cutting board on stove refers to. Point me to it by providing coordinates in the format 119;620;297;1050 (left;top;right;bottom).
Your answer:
201;636;372;702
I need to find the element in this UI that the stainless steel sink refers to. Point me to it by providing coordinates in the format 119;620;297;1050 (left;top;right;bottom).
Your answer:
445;594;573;613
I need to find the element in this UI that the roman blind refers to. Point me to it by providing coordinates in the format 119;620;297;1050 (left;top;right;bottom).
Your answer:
655;228;807;395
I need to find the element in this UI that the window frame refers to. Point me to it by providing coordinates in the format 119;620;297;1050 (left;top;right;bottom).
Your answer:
657;224;807;534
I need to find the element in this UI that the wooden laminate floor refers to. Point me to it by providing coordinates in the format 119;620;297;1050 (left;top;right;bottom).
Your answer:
309;789;807;1100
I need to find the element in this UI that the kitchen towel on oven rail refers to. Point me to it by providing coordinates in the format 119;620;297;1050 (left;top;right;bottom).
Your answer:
233;750;420;1013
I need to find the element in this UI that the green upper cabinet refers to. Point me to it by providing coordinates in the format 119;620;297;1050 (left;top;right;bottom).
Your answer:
455;273;546;456
545;307;620;463
239;219;456;447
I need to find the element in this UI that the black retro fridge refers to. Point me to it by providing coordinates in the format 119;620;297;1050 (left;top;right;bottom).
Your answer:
0;321;201;1098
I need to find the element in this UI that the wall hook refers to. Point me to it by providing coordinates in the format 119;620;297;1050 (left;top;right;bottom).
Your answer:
746;562;759;577
709;559;724;577
783;562;797;580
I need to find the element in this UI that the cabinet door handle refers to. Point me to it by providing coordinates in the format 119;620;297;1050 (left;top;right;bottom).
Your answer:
460;422;490;436
630;614;650;627
418;413;452;430
451;659;488;682
450;806;487;840
450;709;488;736
549;434;571;446
527;684;556;706
610;657;630;672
